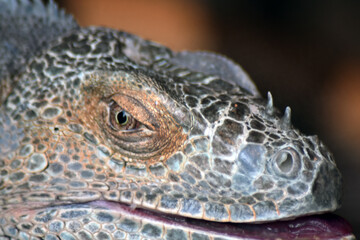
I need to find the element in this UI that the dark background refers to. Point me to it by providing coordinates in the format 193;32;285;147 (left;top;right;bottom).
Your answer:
57;0;360;237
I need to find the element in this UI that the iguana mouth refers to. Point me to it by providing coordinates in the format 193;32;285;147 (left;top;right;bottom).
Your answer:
90;200;353;239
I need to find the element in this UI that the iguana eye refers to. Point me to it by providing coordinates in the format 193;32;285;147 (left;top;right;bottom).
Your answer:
108;101;139;131
81;72;187;161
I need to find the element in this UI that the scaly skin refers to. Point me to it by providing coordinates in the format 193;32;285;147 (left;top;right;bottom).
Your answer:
0;1;352;240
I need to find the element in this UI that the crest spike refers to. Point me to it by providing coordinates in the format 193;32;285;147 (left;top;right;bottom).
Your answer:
280;106;291;129
266;91;274;114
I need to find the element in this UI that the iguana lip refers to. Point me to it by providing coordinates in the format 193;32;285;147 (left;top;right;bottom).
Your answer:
90;200;353;239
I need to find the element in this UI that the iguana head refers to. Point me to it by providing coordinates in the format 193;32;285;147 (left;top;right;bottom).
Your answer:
0;1;351;239
1;27;341;223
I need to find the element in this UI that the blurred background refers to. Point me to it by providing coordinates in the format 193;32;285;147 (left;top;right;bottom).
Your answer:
57;0;360;237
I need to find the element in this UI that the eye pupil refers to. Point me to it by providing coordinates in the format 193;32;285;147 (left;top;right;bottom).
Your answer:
116;111;128;125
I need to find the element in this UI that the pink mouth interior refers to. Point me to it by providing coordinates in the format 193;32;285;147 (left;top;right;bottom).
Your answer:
91;200;353;239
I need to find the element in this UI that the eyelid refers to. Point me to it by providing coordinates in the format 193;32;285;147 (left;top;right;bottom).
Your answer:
110;94;158;131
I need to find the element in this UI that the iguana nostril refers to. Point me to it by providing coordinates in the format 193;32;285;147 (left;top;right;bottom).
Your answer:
276;151;293;173
272;148;301;179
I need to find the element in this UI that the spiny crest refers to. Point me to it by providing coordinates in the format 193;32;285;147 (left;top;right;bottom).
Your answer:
280;106;292;130
266;91;274;114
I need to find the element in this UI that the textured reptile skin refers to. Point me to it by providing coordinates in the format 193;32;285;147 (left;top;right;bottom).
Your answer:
0;1;351;240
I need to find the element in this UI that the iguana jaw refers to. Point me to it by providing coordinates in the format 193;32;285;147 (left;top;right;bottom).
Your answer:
7;200;352;239
91;201;354;239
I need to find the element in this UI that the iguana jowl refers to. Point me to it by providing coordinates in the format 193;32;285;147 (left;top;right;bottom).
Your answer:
0;1;354;239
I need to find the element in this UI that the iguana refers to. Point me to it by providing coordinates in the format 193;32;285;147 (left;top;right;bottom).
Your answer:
0;0;354;239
